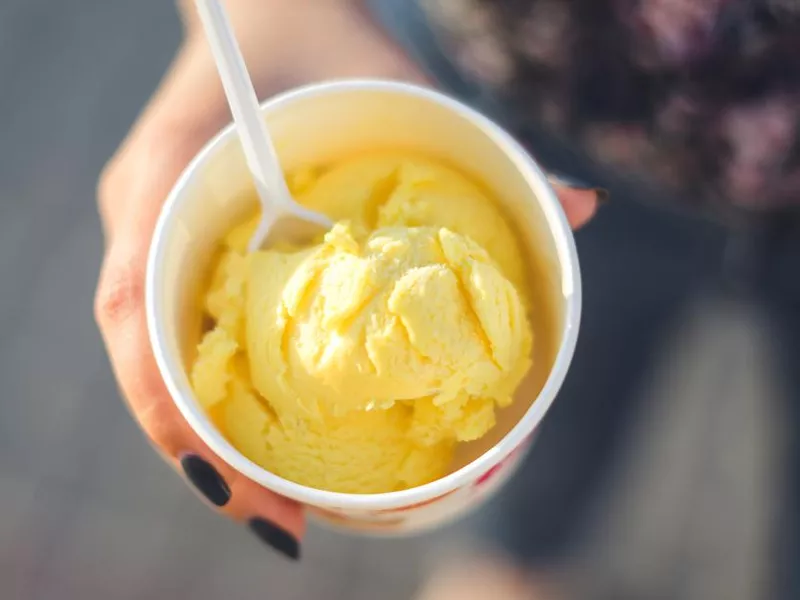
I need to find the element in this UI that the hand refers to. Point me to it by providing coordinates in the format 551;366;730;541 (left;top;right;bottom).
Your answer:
95;0;601;561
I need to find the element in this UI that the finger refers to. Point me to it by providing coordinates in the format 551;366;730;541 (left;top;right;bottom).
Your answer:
96;34;307;556
547;176;607;229
96;237;306;556
175;451;304;559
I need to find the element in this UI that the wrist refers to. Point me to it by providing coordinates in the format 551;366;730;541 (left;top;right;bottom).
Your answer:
178;0;361;38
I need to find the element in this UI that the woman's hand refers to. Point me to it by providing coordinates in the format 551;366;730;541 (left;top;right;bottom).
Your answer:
95;0;601;561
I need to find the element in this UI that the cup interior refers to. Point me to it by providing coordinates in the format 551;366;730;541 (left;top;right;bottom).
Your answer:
147;80;579;505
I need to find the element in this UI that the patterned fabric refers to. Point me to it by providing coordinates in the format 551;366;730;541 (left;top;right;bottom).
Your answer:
419;0;800;209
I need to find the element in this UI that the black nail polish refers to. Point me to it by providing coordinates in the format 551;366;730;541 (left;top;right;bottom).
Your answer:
248;518;300;560
180;454;231;507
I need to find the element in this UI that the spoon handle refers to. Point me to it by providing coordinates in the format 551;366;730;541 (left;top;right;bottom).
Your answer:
194;0;289;207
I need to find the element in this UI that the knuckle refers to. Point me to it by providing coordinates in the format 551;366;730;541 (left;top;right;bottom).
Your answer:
96;156;125;217
95;258;145;328
96;123;194;219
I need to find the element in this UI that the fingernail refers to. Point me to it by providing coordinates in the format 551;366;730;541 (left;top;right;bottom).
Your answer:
547;172;592;189
547;173;610;204
180;454;231;507
248;517;301;560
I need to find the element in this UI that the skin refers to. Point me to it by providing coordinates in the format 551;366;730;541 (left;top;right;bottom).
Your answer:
95;0;598;544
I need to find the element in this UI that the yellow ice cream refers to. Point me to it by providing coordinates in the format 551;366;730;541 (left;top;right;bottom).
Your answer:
191;153;534;493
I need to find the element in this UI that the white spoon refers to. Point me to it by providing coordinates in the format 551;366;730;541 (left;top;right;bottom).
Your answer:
195;0;331;252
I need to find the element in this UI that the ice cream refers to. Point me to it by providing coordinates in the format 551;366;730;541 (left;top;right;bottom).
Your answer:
190;152;534;493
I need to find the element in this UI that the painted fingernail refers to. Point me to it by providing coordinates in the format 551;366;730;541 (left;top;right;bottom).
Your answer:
547;173;593;189
547;173;610;204
180;454;231;507
248;518;301;560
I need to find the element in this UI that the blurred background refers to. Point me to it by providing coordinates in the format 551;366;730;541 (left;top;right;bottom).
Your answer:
0;1;794;599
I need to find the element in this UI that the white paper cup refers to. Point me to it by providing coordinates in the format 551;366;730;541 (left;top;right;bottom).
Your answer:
146;80;581;535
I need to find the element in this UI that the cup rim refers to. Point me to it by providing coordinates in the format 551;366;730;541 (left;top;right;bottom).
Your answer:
146;79;582;510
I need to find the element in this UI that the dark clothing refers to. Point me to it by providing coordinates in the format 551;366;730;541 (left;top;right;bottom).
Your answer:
369;2;800;598
414;0;800;213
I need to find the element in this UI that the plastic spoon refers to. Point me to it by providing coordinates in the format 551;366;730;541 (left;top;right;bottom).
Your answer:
194;0;331;252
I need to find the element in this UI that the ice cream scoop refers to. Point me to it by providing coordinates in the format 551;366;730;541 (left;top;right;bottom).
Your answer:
246;222;531;429
191;153;534;493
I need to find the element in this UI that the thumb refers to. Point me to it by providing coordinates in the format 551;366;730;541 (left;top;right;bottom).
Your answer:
547;174;607;229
